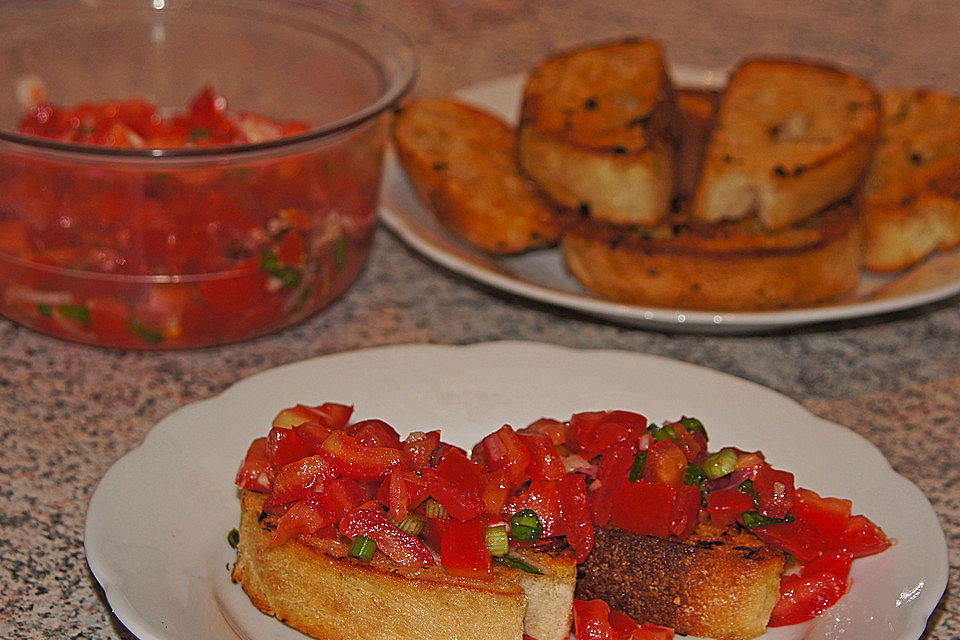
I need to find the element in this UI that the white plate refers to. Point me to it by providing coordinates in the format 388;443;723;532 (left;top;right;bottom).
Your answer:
380;67;960;333
85;342;947;640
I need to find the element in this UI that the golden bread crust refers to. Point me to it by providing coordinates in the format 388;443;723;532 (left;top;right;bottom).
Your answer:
562;199;863;310
517;38;678;225
691;58;880;230
392;96;562;255
576;524;786;640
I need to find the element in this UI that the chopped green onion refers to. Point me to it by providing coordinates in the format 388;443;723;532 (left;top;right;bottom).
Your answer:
424;498;448;520
392;513;427;536
348;535;376;561
261;249;280;272
227;528;240;549
493;554;543;575
738;479;755;495
702;448;738;480
628;450;648;483
189;127;211;141
741;510;795;529
679;417;708;442
58;303;91;323
646;422;659;435
485;524;509;556
333;236;348;272
509;509;542;542
129;319;164;344
652;424;676;442
272;266;302;289
37;303;53;317
684;463;705;487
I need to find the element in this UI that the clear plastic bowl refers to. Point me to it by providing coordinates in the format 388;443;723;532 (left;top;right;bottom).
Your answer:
0;0;416;349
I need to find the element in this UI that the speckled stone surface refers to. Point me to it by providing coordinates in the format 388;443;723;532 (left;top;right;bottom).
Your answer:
2;1;960;638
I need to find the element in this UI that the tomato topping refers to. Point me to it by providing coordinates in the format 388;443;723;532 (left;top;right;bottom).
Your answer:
669;484;701;539
347;418;402;448
503;479;563;538
768;569;848;627
436;448;486;495
271;455;338;504
519;432;566;482
292;421;334;452
376;470;428;521
318;431;406;479
472;425;531;486
643;439;687;487
791;488;852;544
832;514;892;558
590;440;637;526
610;479;676;538
753;520;822;563
319;477;366;521
270;498;331;547
706;489;755;528
266;426;313;470
401;430;442;471
339;508;436;567
421;468;485;521
481;469;512;516
568;410;647;459
573;599;617;640
519;417;568;447
803;549;853;582
754;464;796;519
670;422;706;465
272;403;353;430
235;437;274;492
558;473;594;562
441;517;492;580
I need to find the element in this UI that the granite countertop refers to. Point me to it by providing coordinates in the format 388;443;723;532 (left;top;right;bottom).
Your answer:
1;1;958;638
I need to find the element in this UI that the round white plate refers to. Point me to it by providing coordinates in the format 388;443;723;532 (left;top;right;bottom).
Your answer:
380;67;960;333
85;342;947;640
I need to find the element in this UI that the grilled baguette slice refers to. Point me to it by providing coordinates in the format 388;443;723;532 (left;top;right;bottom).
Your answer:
232;491;576;640
518;38;678;226
576;524;786;640
675;88;720;206
862;89;960;270
691;58;880;230
392;96;562;255
562;198;863;311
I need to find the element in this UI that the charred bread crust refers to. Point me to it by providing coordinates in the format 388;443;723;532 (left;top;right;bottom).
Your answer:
676;88;720;206
576;524;786;640
392;96;563;255
691;58;880;230
561;198;863;310
232;491;575;640
518;38;679;226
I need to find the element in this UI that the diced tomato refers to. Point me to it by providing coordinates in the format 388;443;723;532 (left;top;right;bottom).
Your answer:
292;421;334;452
436;448;486;495
401;430;442;471
441;517;492;580
670;423;706;465
519;417;568;447
608;610;640;637
266;426;313;470
520;431;566;482
832;514;892;558
376;470;428;521
753;520;822;563
590;440;637;526
318;430;406;479
568;410;647;460
558;473;594;562
320;477;366;521
707;489;755;528
768;570;847;627
669;484;701;539
0;219;30;254
235;437;274;492
802;549;853;582
423;516;447;553
271;455;338;503
791;488;852;544
350;419;402;449
339;508;436;567
573;599;616;640
481;469;512;516
503;479;563;538
276;227;305;265
643;439;687;487
269;497;331;547
274;402;354;430
754;464;796;519
610;479;676;538
422;468;485;521
635;622;675;640
472;425;531;486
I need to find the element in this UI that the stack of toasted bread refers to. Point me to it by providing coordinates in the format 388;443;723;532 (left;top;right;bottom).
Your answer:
393;38;960;311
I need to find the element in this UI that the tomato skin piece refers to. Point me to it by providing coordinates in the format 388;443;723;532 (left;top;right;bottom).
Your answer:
435;448;486;495
481;469;512;516
266;426;314;470
573;599;617;640
441;517;493;580
754;464;796;519
318;431;406;480
422;468;485;522
610;479;676;539
768;570;847;627
472;425;531;486
519;417;568;447
753;520;823;563
270;497;332;547
707;489;755;528
669;484;701;539
503;479;563;538
558;473;594;562
350;419;402;449
569;410;647;460
833;514;892;558
235;437;274;492
376;470;428;520
791;488;852;544
401;430;442;471
339;508;436;567
802;549;853;582
590;439;637;526
292;421;334;453
271;455;338;504
643;439;687;487
319;477;366;521
519;431;566;482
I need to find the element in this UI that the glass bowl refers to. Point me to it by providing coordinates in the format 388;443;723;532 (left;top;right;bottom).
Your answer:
0;0;416;349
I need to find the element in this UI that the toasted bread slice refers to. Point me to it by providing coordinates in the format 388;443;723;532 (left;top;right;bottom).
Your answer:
576;524;785;640
518;38;678;226
232;491;576;640
392;96;563;255
562;198;863;310
691;58;880;230
862;89;960;270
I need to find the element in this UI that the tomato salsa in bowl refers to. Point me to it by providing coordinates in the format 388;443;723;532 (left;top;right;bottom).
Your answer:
0;0;416;349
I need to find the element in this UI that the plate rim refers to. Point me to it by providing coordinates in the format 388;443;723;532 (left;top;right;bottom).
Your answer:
84;341;949;640
379;67;960;333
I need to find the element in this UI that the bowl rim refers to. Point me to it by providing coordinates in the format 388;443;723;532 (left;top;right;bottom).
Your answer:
0;0;419;159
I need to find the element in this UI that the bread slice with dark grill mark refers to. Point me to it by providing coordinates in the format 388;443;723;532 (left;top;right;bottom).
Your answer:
675;88;720;206
575;524;786;640
517;38;678;226
690;58;880;230
392;96;563;255
232;490;576;640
